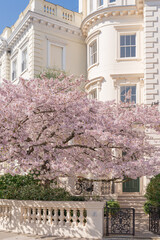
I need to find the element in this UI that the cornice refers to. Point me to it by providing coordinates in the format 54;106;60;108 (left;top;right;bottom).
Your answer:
81;5;143;36
0;10;83;55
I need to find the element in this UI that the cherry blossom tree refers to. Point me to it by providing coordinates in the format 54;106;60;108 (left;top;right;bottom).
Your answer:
0;71;160;183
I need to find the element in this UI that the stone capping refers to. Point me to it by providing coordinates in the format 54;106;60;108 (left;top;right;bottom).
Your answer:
0;199;105;239
81;5;143;36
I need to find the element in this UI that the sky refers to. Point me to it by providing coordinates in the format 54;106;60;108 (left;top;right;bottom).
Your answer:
0;0;78;35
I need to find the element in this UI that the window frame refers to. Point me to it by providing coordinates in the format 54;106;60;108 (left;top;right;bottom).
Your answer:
109;0;116;5
11;58;17;82
89;40;97;67
97;0;104;8
89;88;98;100
47;39;66;70
115;25;142;62
111;75;144;104
120;34;136;59
21;47;28;73
120;85;137;104
85;76;104;101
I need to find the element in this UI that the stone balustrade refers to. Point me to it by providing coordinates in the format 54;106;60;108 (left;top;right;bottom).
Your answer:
0;199;105;239
42;1;81;26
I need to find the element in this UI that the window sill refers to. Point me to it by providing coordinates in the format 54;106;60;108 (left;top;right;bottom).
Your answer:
97;5;103;10
116;57;141;62
108;2;116;7
11;78;17;83
88;63;99;71
20;68;28;76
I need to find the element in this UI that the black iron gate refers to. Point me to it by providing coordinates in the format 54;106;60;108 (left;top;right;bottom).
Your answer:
149;207;160;235
104;207;135;236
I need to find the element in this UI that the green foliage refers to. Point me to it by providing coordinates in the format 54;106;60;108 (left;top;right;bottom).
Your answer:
144;201;153;214
145;174;160;206
104;200;120;216
0;173;39;191
0;174;85;201
143;174;160;214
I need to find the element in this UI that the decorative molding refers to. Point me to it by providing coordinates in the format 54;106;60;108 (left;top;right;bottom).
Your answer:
85;76;104;90
0;10;83;56
111;73;144;88
114;24;143;31
81;5;143;36
86;30;101;44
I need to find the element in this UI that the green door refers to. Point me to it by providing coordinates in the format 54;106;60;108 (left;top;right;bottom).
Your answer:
123;178;140;192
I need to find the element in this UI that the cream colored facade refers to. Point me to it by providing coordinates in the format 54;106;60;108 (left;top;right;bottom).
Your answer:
0;0;160;197
0;0;87;82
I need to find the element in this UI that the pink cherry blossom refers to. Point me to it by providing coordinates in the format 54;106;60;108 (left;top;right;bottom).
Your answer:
0;72;160;182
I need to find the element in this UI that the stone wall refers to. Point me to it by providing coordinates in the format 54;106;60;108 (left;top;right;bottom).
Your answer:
0;199;105;239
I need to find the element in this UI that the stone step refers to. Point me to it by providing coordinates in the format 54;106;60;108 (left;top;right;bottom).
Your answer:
119;203;145;208
118;197;146;202
118;199;146;203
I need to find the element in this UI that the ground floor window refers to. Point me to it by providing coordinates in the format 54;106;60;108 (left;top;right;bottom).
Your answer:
120;85;136;103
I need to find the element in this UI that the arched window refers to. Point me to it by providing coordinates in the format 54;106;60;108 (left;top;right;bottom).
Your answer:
89;89;97;100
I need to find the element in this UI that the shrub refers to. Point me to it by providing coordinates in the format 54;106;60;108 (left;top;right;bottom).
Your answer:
104;200;120;216
145;174;160;206
0;174;85;201
144;201;153;214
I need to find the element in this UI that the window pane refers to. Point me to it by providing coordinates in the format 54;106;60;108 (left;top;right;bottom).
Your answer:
120;47;125;58
131;95;136;103
126;35;131;45
89;40;97;65
131;35;136;45
131;46;136;57
120;34;136;58
126;86;131;93
93;53;97;63
126;47;130;57
98;0;103;6
131;86;136;95
121;95;125;102
121;86;125;96
120;36;125;46
120;86;136;104
90;89;97;99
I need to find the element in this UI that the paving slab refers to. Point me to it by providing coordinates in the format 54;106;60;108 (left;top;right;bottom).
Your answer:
0;231;160;240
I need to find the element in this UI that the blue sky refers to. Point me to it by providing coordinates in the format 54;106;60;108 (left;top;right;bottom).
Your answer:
0;0;78;34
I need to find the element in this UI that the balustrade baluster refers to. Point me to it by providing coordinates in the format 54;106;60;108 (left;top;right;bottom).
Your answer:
24;207;28;222
72;208;77;226
80;208;84;225
47;208;52;225
66;208;71;226
43;208;47;224
54;208;58;225
59;208;64;226
37;207;41;224
27;207;31;223
32;207;36;223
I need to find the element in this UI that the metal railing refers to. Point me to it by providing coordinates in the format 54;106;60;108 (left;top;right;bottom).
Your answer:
149;207;160;235
104;207;135;236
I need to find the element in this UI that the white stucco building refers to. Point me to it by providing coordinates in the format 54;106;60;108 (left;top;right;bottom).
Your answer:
0;0;160;198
